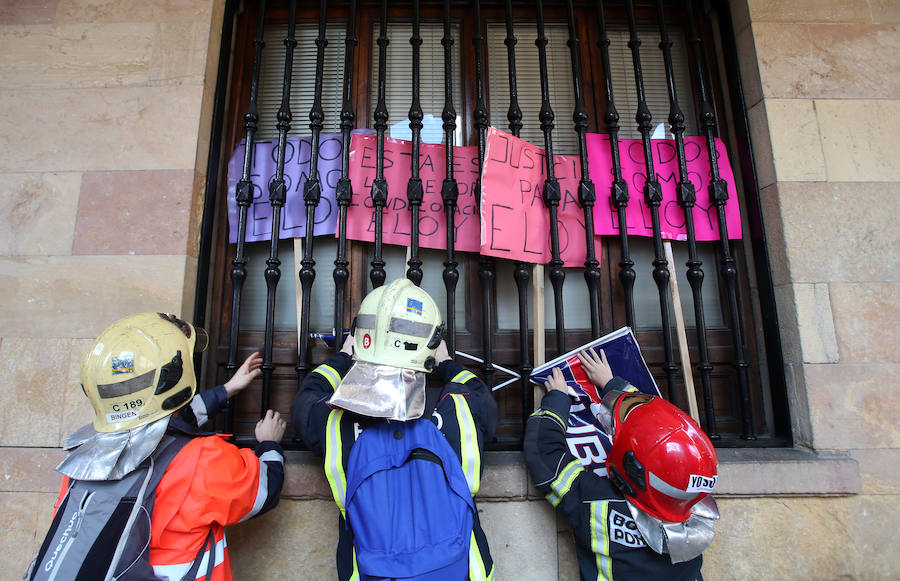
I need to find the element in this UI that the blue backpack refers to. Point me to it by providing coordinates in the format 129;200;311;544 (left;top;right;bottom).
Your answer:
345;418;475;581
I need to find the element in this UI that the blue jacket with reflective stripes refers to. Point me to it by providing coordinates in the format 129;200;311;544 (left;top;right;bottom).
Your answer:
291;353;497;581
524;383;703;581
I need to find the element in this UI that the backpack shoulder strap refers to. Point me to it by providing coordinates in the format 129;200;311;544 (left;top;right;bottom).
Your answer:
177;529;216;581
106;434;192;581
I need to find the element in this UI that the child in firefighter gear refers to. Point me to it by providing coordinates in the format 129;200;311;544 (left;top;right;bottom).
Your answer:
29;312;286;581
525;348;719;581
291;278;498;581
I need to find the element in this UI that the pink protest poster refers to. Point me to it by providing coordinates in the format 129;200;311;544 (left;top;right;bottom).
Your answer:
586;134;742;241
480;127;602;266
345;133;480;252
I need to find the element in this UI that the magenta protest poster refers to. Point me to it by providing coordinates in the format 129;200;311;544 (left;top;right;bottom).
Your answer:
479;127;602;266
345;133;481;252
226;134;343;243
586;133;742;240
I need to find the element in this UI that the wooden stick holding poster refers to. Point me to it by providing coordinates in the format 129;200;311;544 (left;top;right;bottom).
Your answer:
294;238;304;352
664;241;700;422
532;264;546;409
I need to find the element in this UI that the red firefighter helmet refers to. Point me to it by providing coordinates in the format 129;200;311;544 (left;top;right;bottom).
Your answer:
603;392;718;523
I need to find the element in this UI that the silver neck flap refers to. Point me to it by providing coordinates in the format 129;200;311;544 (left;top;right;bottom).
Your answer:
328;361;426;421
628;495;720;563
56;416;170;481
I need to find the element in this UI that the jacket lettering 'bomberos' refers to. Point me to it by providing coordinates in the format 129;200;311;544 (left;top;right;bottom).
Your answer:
292;352;498;581
524;380;703;581
50;387;285;581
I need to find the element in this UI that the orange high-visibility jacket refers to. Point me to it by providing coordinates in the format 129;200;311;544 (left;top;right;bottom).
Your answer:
52;388;284;581
148;433;284;581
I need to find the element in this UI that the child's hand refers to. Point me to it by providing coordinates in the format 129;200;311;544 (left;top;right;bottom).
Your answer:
340;333;354;355
434;339;451;364
545;367;569;394
224;351;263;398
255;409;287;443
576;348;613;389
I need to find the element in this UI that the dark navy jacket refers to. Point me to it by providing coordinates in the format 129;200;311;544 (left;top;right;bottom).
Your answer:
524;383;703;581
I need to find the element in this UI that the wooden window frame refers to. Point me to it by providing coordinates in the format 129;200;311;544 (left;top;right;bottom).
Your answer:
203;0;788;449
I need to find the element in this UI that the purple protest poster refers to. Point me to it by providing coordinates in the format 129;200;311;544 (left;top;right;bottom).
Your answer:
226;134;343;243
586;134;743;241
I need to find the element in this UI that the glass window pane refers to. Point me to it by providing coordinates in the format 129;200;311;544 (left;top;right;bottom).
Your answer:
605;24;697;139
365;246;467;332
487;22;578;155
258;22;347;139
495;260;591;330
372;23;463;145
240;238;337;332
630;238;723;329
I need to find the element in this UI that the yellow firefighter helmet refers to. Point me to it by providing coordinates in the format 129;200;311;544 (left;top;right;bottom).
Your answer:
353;278;444;372
80;312;208;433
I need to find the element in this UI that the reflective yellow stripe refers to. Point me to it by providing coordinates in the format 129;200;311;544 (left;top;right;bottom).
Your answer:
590;502;612;581
451;369;477;384
546;459;583;507
450;393;481;495
324;409;347;516
314;364;341;390
530;408;565;429
349;546;360;581
467;531;494;581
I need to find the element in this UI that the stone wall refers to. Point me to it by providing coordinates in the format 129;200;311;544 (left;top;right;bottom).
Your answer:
721;0;900;577
1;1;898;579
0;0;222;572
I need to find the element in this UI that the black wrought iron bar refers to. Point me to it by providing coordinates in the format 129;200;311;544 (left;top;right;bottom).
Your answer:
565;0;601;339
624;0;679;403
657;0;717;436
370;0;389;289
227;0;267;429
406;0;424;286
297;0;328;384
504;0;534;426
333;0;358;354
473;0;496;388
686;0;754;438
440;0;460;353
262;0;298;416
595;0;635;329
535;0;566;356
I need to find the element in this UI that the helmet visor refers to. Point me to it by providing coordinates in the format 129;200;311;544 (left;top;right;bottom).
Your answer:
96;369;155;399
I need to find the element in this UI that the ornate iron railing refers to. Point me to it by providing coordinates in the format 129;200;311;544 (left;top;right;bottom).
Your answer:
212;0;786;447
